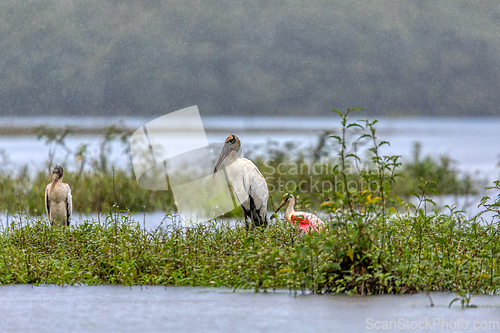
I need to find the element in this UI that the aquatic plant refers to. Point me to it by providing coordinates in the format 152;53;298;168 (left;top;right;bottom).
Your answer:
0;109;498;296
0;204;498;295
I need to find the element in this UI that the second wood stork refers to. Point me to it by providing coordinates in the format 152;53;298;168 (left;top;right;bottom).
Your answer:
274;193;325;233
213;135;269;228
45;165;73;226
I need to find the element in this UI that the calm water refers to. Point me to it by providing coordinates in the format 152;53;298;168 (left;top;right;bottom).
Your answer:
0;285;499;333
1;116;499;181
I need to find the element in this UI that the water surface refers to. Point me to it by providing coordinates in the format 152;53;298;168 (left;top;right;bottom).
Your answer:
1;285;499;333
1;116;499;181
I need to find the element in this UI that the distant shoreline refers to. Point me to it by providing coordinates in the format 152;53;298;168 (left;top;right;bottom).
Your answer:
1;115;500;137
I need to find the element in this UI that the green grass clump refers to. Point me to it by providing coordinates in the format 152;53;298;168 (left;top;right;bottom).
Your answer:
248;128;484;211
0;108;498;295
395;141;483;197
0;168;175;215
0;204;498;295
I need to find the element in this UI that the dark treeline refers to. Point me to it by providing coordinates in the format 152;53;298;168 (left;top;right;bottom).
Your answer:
1;1;499;117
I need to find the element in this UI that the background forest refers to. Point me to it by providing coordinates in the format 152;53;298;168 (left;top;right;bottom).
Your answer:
1;1;499;117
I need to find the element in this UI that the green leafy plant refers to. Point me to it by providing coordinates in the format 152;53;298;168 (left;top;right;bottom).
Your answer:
0;109;498;296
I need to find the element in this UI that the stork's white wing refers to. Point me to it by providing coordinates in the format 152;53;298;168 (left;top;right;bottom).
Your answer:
225;157;269;212
65;185;73;219
45;184;51;217
240;158;269;212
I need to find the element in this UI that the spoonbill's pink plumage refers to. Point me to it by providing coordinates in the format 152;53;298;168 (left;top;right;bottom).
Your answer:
275;193;325;233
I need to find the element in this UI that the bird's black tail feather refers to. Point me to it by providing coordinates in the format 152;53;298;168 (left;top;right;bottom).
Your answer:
243;196;268;229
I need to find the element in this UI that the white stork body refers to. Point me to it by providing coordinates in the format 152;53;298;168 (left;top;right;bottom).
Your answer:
225;151;269;226
45;165;72;226
214;135;269;228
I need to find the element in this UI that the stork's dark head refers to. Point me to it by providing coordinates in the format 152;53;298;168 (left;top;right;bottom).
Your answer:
213;135;241;175
224;135;241;151
274;193;295;214
52;165;64;181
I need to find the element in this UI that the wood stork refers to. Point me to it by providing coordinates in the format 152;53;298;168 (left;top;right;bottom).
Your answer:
274;193;325;233
45;165;72;226
213;135;269;228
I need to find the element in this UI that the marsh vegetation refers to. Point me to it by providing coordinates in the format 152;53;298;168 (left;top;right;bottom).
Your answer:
0;109;498;295
0;112;485;217
0;185;498;295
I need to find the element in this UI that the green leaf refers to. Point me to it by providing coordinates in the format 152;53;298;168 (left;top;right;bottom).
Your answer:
329;135;342;142
346;153;361;162
331;109;343;117
347;123;364;129
379;140;390;147
449;297;460;308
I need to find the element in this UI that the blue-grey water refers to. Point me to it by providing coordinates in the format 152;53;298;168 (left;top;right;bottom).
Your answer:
1;116;499;181
0;285;499;333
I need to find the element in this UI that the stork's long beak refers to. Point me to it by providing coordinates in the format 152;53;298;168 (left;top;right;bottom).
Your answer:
271;199;287;219
213;142;231;178
52;172;61;183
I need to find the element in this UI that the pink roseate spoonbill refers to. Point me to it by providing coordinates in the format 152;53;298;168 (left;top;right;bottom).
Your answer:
213;135;269;228
274;193;325;233
45;165;72;226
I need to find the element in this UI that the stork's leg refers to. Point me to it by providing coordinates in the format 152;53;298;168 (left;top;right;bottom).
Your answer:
242;206;251;230
260;209;268;228
249;196;258;228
